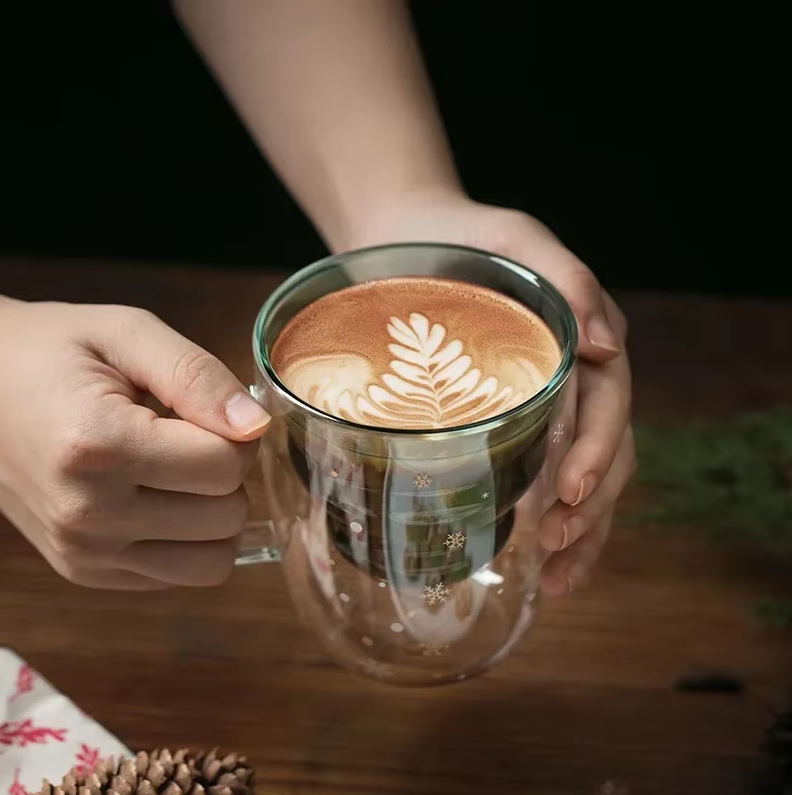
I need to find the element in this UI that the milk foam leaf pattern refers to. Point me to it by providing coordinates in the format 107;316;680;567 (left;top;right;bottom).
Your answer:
355;313;528;429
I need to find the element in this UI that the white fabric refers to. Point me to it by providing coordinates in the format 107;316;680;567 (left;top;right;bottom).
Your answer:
0;648;129;795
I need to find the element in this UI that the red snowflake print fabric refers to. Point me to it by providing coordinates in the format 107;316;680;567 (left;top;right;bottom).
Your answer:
0;721;67;750
8;769;28;795
1;648;129;795
8;669;34;705
71;746;100;779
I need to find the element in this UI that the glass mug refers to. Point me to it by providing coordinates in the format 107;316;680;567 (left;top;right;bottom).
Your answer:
237;243;578;687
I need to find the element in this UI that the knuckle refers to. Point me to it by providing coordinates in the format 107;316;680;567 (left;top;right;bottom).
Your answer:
500;208;531;232
569;264;601;297
487;211;534;256
48;492;99;534
202;543;238;586
223;488;251;530
172;348;222;396
213;461;246;496
120;305;159;330
103;304;161;341
54;426;123;477
202;441;251;496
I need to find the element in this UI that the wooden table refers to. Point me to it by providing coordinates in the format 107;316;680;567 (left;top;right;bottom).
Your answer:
1;260;790;795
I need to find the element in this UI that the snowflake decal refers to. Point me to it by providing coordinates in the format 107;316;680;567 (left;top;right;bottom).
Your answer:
552;422;565;444
422;582;451;605
414;472;432;490
421;643;450;657
444;531;466;551
481;491;489;500
361;659;391;679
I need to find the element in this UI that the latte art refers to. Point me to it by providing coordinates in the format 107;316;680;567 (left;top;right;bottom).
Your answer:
270;277;562;430
282;313;547;428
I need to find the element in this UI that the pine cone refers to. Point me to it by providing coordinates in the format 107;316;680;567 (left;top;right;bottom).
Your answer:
36;749;256;795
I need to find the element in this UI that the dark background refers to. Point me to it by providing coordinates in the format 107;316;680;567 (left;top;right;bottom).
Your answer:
0;2;786;296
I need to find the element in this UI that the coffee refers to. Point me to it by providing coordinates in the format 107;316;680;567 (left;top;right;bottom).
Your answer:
251;247;577;684
271;277;561;430
267;275;563;590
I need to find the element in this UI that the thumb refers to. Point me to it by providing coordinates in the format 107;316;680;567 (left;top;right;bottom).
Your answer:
98;307;270;441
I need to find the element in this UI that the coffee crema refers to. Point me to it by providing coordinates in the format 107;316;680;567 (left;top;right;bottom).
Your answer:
270;276;562;430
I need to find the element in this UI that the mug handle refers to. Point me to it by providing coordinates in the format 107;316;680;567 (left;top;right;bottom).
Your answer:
235;519;281;566
234;385;282;566
162;386;280;566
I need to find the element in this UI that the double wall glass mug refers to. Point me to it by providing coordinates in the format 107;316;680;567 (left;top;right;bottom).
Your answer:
237;243;578;687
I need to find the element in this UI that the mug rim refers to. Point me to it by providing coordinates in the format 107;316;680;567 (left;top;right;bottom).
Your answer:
252;242;578;440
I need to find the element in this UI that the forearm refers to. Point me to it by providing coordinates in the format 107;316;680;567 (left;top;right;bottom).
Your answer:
173;0;462;252
0;295;22;311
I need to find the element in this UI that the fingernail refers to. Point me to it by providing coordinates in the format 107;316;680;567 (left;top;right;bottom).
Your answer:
566;563;588;591
225;392;270;435
572;475;594;506
542;523;568;552
587;316;620;353
562;515;586;547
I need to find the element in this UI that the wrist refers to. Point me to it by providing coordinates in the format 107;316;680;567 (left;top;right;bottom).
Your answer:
332;183;469;253
0;295;23;314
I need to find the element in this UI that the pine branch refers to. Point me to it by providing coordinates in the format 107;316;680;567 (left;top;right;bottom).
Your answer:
624;408;792;628
630;408;792;547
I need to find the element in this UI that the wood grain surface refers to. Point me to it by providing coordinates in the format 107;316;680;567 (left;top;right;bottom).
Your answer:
1;259;790;795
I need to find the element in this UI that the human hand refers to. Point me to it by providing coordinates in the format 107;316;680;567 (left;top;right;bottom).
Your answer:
0;298;270;589
345;191;635;595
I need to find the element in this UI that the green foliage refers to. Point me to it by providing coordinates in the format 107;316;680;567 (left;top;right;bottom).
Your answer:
629;408;792;626
755;599;792;629
632;408;792;546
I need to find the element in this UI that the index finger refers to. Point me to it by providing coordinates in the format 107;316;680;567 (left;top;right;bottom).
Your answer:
127;409;259;496
556;351;632;507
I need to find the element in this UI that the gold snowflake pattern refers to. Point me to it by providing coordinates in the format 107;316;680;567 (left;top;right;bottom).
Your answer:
552;423;565;444
414;472;432;490
361;659;391;679
421;643;450;657
444;531;466;551
422;582;451;605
